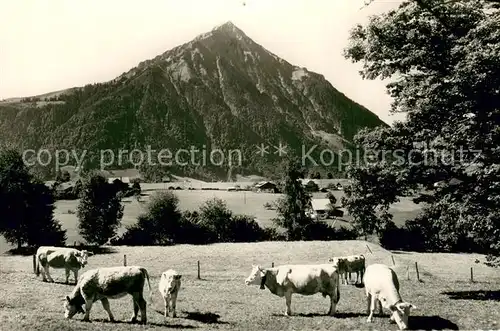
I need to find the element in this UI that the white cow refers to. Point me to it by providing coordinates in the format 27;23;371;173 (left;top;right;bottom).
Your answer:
63;266;152;323
245;264;340;316
329;254;365;284
158;269;182;318
35;246;91;284
363;263;416;330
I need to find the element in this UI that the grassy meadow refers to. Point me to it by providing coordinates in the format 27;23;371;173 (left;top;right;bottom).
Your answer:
1;241;499;330
0;181;423;253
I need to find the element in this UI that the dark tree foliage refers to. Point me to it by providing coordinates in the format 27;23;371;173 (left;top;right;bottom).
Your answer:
272;158;313;240
0;149;66;248
343;0;500;265
198;197;234;242
77;173;124;245
133;190;182;245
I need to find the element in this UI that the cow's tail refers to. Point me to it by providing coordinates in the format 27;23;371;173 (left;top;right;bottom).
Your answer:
140;267;153;305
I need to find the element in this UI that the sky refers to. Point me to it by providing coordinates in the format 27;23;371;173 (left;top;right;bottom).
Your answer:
0;0;405;125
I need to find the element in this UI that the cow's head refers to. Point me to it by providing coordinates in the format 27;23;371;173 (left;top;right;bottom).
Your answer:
63;296;85;319
245;265;266;289
389;301;416;330
329;257;347;273
163;272;182;293
77;250;90;266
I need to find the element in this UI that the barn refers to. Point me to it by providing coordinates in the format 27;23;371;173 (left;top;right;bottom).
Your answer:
254;181;278;193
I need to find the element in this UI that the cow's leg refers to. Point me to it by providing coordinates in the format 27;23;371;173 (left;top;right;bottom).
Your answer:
171;293;178;318
366;294;377;323
82;300;94;322
377;299;383;316
137;296;147;324
328;287;340;316
284;291;292;316
163;294;170;317
73;270;78;284
100;298;115;322
131;293;147;324
130;298;139;323
39;262;48;282
65;268;70;284
366;293;371;316
44;266;54;283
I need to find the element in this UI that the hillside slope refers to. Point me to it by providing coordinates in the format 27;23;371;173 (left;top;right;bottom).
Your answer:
0;22;386;180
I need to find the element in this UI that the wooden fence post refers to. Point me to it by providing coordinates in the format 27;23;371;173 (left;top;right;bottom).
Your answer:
123;254;127;266
33;254;36;274
406;265;410;280
391;255;395;266
271;262;274;267
415;262;420;281
470;267;474;283
197;260;201;280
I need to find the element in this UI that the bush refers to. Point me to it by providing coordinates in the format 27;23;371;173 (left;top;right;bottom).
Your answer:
131;181;141;196
226;215;267;242
302;222;358;241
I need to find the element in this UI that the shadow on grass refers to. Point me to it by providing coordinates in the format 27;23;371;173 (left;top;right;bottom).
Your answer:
181;311;230;325
442;290;500;301
42;280;77;286
5;245;117;256
91;318;192;328
410;316;459;330
272;312;366;318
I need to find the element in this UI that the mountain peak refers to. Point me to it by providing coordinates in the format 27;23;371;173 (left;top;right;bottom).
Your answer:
212;21;245;36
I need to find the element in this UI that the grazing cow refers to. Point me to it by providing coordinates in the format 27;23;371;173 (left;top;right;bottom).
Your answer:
35;246;91;284
329;254;365;285
245;264;340;316
158;269;182;318
63;266;152;324
362;263;416;330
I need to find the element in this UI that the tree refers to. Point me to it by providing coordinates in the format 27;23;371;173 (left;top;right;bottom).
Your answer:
326;192;344;218
56;169;71;183
198;197;233;242
0;149;66;249
342;0;500;263
272;158;313;240
131;181;141;198
77;173;124;245
141;190;181;242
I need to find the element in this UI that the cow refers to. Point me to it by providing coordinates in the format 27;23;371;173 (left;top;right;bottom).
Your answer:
158;269;182;318
35;246;91;284
63;266;153;324
245;264;340;316
329;254;365;285
329;257;348;284
362;263;416;330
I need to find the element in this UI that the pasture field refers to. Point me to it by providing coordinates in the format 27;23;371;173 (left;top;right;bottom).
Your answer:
1;241;499;330
0;182;423;253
